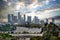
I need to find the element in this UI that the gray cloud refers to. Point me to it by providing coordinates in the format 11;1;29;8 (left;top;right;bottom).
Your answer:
0;0;8;19
0;0;60;19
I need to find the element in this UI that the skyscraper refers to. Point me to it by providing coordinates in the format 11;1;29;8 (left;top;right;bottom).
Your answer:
13;16;17;23
33;16;39;24
8;14;14;23
46;18;48;23
21;17;24;24
40;20;44;24
24;14;26;24
18;12;21;24
27;16;31;24
52;18;54;23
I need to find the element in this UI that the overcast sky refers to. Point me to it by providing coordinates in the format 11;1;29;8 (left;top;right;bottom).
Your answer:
0;0;60;20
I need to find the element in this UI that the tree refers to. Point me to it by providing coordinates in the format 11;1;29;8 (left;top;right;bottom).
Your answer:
22;31;29;34
50;36;58;40
42;22;59;40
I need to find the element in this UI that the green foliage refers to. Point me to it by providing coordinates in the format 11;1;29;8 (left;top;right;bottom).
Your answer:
0;24;16;31
50;36;58;40
44;23;59;36
30;36;43;40
0;33;17;40
22;31;29;34
43;23;59;40
30;23;60;40
18;23;41;28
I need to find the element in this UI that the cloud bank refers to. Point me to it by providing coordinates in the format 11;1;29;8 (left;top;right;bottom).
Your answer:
0;0;60;20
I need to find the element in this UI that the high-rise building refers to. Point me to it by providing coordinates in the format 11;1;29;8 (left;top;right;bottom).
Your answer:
40;20;44;24
13;16;17;23
46;18;48;23
23;14;26;24
27;16;31;24
52;18;55;23
21;17;24;24
18;12;21;24
33;16;39;24
8;14;14;23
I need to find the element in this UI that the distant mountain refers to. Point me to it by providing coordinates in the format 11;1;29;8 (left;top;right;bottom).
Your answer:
48;16;60;20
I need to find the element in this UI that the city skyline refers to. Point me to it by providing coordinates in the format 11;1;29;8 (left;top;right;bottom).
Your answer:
8;12;41;24
7;12;59;24
0;0;60;22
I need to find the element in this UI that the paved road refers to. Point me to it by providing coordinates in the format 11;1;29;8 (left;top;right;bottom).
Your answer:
10;33;43;37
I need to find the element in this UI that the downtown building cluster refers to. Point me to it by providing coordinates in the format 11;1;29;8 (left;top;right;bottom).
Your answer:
8;12;55;25
8;12;45;25
8;12;26;25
